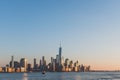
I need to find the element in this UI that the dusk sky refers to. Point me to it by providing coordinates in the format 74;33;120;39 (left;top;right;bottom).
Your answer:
0;0;120;70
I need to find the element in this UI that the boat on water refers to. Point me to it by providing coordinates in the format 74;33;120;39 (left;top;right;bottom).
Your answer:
42;71;46;74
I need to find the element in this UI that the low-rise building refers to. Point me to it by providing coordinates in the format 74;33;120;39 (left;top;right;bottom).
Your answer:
15;68;21;72
0;67;2;72
73;67;78;72
20;67;26;72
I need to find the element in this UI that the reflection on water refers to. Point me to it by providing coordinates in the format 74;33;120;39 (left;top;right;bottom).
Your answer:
74;75;81;80
23;73;28;80
1;72;120;80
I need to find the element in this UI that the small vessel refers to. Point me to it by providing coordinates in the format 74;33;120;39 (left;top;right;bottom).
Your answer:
42;71;46;74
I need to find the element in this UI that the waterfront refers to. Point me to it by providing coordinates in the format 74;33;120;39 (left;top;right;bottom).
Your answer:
0;72;120;80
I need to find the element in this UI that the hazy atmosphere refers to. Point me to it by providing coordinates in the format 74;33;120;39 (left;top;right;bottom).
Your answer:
0;0;120;70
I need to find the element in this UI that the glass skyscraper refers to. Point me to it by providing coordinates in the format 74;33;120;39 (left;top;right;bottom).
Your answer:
59;44;62;65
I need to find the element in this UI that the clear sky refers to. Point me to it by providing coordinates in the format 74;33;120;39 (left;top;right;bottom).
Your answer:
0;0;120;70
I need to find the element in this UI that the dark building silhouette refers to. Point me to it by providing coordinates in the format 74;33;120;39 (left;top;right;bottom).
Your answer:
27;63;32;72
80;64;85;72
10;61;20;68
20;58;27;71
59;43;62;65
39;59;41;67
11;55;14;68
33;58;36;69
42;56;45;65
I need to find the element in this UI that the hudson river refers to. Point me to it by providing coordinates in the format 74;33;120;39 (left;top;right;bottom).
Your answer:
0;72;120;80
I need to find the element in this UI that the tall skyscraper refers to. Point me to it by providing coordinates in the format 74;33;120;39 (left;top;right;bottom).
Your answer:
61;56;64;65
59;43;62;65
53;59;56;71
39;59;42;67
65;58;69;67
11;55;14;68
34;58;36;68
56;55;59;64
51;57;53;63
42;56;45;65
20;58;27;70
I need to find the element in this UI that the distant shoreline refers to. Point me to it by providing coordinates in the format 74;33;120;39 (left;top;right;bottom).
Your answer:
0;71;120;73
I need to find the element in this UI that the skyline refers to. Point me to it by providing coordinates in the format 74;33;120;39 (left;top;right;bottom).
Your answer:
0;44;91;73
0;0;120;70
0;45;90;72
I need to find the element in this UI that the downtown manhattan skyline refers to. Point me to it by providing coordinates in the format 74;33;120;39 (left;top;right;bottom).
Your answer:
0;0;120;70
0;45;90;72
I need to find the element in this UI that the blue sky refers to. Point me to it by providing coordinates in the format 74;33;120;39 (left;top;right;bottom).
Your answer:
0;0;120;70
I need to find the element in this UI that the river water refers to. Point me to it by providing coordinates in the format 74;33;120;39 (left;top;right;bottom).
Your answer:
0;72;120;80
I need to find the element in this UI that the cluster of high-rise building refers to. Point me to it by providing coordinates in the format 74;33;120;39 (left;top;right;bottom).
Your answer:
0;44;90;72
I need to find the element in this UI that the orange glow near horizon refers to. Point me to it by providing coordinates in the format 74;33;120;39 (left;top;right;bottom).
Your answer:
91;65;120;71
